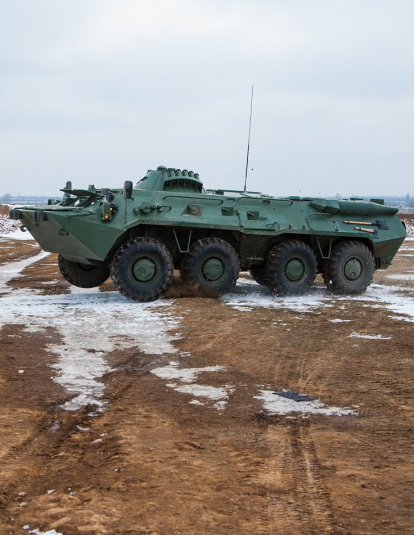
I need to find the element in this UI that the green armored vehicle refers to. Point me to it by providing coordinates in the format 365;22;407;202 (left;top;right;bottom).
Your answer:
10;165;406;302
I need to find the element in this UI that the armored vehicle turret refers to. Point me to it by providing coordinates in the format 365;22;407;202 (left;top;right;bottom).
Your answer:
10;165;406;301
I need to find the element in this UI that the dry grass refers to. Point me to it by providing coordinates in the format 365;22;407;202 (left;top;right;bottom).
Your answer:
0;204;10;217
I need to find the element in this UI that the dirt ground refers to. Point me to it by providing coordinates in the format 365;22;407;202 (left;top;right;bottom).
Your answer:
0;231;413;534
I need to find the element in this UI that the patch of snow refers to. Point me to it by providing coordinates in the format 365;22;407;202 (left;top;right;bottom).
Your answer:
387;274;414;280
153;362;231;408
22;325;44;333
345;284;414;323
189;400;204;405
405;223;414;239
172;384;229;400
5;228;36;240
224;281;414;324
330;319;352;323
255;390;357;417
69;285;100;294
223;282;331;313
27;529;63;535
0;250;49;294
0;215;20;236
18;369;25;374
47;489;55;494
348;332;392;340
0;252;181;411
151;362;225;383
237;277;259;286
0;215;35;239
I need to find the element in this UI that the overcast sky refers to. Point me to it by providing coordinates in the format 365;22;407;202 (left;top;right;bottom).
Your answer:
1;0;413;197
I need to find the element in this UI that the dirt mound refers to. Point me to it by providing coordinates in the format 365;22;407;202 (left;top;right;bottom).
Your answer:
0;204;10;217
0;204;21;235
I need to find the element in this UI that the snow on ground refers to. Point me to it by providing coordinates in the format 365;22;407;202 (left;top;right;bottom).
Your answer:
223;280;414;323
0;215;34;239
151;361;232;408
387;274;414;280
0;250;50;294
151;362;225;383
1;245;411;417
23;527;63;535
345;284;414;323
0;253;231;412
223;280;331;314
405;221;414;240
0;289;182;412
1;228;35;240
255;390;357;418
348;332;392;340
0;255;183;412
173;385;232;410
0;203;34;238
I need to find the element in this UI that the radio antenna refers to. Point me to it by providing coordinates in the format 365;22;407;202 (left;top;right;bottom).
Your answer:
243;85;254;192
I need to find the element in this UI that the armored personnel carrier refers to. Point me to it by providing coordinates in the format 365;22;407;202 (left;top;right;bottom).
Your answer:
10;165;406;302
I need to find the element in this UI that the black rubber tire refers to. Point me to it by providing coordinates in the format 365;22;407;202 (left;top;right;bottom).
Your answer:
250;265;268;286
266;240;317;296
111;237;173;302
181;238;240;295
58;255;110;288
323;240;374;295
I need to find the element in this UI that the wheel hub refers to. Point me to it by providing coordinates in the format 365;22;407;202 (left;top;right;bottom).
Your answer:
132;257;156;282
285;258;305;282
78;263;95;272
202;258;224;281
344;258;362;281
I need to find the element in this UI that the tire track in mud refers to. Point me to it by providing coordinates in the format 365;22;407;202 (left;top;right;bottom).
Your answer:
288;424;336;534
247;420;338;535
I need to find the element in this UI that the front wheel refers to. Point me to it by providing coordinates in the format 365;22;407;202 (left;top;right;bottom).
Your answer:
266;240;317;296
111;237;173;302
181;238;240;295
323;240;374;295
58;255;110;288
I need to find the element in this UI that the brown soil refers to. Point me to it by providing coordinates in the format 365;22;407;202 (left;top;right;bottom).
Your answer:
0;238;413;535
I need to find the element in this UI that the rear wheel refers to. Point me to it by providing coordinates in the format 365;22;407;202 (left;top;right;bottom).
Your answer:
111;237;173;302
266;240;317;296
181;238;239;295
58;255;110;288
323;240;374;295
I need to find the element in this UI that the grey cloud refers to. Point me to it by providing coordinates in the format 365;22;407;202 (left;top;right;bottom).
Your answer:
1;0;414;197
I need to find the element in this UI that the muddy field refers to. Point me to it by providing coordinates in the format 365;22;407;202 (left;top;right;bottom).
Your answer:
0;226;413;534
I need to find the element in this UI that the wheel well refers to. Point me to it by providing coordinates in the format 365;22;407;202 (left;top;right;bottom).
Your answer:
330;236;374;253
